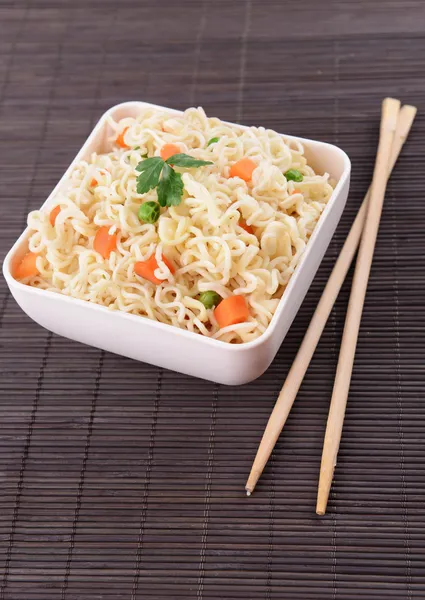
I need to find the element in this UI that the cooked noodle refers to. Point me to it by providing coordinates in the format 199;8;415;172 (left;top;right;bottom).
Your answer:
24;107;333;343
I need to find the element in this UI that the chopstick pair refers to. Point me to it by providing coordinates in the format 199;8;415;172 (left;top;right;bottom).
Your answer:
246;99;417;514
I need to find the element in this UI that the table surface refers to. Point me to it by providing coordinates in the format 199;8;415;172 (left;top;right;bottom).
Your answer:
1;1;425;599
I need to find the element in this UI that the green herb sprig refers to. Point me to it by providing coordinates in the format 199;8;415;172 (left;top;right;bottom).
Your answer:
135;153;213;208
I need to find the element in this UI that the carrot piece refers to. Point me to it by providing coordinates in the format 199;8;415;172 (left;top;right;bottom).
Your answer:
214;295;249;328
229;158;257;182
134;254;175;285
93;226;117;259
239;219;253;234
291;188;301;195
160;143;180;162
116;127;129;149
15;252;39;280
49;205;61;226
90;178;98;187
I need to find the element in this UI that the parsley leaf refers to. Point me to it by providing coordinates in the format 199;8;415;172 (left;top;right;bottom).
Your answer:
207;137;220;146
135;152;212;207
157;163;184;207
135;157;164;194
165;153;213;168
136;156;163;173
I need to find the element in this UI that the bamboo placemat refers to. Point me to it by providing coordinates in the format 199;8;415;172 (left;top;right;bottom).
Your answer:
1;1;425;598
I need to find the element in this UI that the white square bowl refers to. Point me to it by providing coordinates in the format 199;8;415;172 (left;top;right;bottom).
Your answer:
3;101;350;385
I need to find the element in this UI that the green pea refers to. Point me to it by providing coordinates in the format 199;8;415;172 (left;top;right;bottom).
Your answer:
199;291;221;310
138;201;160;224
207;137;220;147
284;168;303;182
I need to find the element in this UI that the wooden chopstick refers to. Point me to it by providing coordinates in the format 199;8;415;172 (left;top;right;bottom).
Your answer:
315;97;403;515
245;101;417;497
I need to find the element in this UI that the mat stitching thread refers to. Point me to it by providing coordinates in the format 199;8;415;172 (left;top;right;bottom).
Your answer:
236;0;252;123
0;332;52;598
265;373;282;600
196;383;218;599
0;4;30;109
331;500;338;600
60;11;115;592
392;191;412;600
60;350;104;599
265;449;275;600
189;0;207;107
0;2;32;329
131;368;162;600
87;6;117;132
330;39;340;600
1;9;67;591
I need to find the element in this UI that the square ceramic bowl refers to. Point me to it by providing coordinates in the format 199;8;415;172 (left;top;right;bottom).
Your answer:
3;101;350;385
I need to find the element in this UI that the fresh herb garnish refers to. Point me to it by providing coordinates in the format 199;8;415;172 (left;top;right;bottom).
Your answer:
136;157;164;194
284;168;303;182
207;137;220;147
157;163;184;207
135;153;213;207
133;146;140;150
166;154;213;168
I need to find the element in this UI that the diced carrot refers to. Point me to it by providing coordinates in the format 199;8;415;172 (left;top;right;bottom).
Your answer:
116;127;129;149
229;158;257;182
239;219;253;234
160;143;180;162
90;178;98;187
15;252;39;280
49;205;61;226
134;254;175;285
214;295;249;328
93;226;117;259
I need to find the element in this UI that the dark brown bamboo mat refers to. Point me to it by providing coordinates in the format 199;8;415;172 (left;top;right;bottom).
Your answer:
1;1;425;598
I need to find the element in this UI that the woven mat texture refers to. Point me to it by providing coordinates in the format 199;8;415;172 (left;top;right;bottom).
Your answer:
1;1;425;599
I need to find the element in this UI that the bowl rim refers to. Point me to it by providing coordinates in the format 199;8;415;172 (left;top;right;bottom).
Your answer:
2;100;351;353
